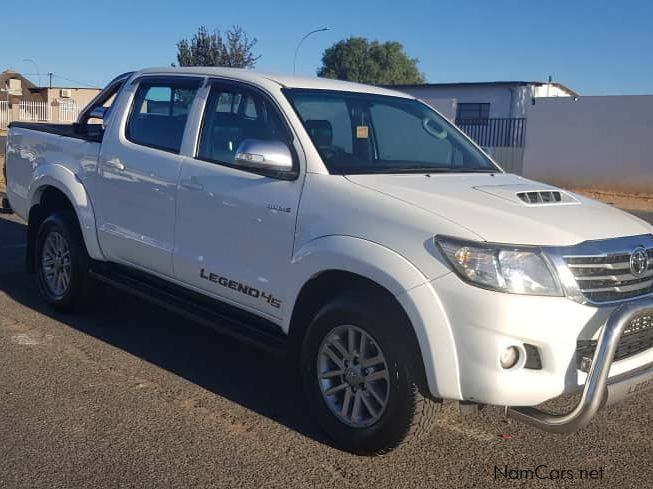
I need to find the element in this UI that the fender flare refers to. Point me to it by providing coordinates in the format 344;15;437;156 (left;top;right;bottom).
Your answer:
28;164;105;261
286;235;459;398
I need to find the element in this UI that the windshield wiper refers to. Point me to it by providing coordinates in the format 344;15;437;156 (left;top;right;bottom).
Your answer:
361;167;452;174
344;167;497;175
450;168;497;173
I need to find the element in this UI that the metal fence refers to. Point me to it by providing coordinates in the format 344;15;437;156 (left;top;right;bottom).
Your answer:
59;101;81;122
455;117;527;148
0;100;85;129
0;101;8;130
19;100;51;122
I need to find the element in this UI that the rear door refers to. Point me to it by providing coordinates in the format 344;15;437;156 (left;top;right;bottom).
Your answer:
96;76;202;276
173;80;304;319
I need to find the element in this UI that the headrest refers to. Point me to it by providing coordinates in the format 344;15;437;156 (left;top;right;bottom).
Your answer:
304;119;333;147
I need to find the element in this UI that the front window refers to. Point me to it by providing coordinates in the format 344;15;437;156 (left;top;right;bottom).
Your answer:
197;85;289;166
284;89;498;175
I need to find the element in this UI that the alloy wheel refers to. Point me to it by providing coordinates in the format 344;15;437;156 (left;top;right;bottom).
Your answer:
41;231;72;298
317;324;390;428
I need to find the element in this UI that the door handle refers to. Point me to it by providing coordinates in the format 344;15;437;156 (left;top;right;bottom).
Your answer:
180;178;204;192
104;158;125;171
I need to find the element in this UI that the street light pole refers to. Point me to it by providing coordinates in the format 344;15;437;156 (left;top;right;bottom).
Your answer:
22;58;42;87
293;27;329;75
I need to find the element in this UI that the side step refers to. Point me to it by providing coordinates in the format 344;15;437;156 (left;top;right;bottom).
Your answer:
88;263;288;357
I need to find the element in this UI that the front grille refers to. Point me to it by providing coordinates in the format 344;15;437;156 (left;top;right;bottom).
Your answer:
564;249;653;302
577;313;653;371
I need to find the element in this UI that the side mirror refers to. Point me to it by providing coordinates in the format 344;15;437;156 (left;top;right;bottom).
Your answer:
234;139;294;176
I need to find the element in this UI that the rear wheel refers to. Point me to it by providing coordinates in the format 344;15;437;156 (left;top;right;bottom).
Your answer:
35;211;89;311
300;291;439;454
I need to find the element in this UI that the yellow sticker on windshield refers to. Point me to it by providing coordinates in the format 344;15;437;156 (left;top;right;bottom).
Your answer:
356;126;369;139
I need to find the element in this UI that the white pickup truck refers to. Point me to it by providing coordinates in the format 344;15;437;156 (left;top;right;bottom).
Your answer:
5;68;653;454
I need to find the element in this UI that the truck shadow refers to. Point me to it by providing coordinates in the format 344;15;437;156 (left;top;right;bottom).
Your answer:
0;216;328;446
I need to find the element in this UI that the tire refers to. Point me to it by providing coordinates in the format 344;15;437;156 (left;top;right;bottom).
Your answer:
35;211;89;312
300;291;439;455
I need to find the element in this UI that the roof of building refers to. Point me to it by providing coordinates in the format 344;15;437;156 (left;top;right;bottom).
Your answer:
385;80;578;97
28;86;101;91
0;70;37;91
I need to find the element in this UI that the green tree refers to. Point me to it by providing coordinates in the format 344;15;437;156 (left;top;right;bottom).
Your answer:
317;37;425;85
176;25;260;68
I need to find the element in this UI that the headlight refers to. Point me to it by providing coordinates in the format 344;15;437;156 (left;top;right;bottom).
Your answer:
435;237;562;296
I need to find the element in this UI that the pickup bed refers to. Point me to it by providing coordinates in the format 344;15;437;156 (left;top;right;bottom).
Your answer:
5;67;653;454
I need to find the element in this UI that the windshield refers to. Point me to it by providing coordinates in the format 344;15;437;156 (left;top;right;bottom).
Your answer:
284;89;500;175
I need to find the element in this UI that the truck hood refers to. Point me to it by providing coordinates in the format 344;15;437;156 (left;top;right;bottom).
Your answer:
345;173;652;246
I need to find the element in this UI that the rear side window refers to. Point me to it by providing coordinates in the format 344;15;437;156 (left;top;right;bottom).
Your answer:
126;79;201;153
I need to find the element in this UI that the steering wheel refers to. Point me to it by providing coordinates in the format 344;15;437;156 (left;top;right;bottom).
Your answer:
319;145;342;160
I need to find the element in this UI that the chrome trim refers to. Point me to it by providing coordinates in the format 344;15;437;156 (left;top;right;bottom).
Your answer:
507;297;653;433
582;279;653;294
234;139;294;172
567;262;629;269
544;234;653;305
573;269;653;282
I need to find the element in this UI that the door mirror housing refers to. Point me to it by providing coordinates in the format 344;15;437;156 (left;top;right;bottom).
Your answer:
234;139;295;178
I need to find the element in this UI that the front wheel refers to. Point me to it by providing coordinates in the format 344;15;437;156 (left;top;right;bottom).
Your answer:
300;292;439;455
35;211;89;311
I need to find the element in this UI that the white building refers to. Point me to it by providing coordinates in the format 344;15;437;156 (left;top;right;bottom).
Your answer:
390;80;577;121
388;81;578;174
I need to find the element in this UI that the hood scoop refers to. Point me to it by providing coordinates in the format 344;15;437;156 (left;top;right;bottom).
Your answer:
517;190;562;204
475;184;579;206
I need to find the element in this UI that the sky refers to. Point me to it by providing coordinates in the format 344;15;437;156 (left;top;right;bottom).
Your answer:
2;0;652;95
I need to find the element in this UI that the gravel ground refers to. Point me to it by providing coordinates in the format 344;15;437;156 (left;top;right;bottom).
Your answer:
0;211;652;489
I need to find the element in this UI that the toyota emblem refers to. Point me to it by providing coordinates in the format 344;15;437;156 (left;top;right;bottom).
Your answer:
629;247;649;276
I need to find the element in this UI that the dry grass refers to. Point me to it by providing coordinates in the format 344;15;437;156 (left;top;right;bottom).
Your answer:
567;187;653;212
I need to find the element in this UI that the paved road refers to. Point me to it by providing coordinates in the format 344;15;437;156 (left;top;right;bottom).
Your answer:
0;211;652;489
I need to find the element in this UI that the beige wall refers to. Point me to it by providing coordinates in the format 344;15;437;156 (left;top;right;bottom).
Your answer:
44;88;99;122
522;95;653;195
43;87;100;109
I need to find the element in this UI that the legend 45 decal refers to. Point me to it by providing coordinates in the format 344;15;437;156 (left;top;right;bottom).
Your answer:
200;268;282;309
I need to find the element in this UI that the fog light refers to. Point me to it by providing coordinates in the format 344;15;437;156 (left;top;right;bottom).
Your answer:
500;346;520;369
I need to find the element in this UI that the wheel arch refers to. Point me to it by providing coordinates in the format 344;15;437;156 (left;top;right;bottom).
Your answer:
288;269;432;395
286;235;456;398
26;167;104;272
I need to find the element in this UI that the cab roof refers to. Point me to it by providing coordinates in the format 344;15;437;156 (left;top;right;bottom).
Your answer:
132;67;414;99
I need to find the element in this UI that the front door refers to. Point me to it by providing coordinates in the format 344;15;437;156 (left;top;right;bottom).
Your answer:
173;81;304;319
96;76;201;276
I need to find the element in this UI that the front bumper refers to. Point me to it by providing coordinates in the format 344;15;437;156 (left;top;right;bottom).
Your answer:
507;298;653;433
406;271;653;408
